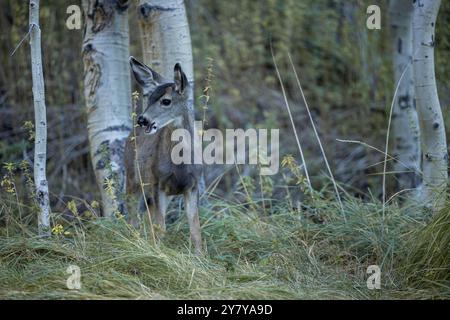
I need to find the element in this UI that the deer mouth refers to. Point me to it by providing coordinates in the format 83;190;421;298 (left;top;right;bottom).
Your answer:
145;121;158;134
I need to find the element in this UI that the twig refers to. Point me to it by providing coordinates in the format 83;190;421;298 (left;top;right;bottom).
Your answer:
336;138;422;176
288;53;345;220
270;45;312;192
382;61;411;220
10;24;34;57
386;188;417;205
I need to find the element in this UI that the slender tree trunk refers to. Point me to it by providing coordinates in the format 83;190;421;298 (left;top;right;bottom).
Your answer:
29;0;50;236
413;0;448;209
389;0;421;193
137;0;206;194
82;0;132;217
137;0;194;113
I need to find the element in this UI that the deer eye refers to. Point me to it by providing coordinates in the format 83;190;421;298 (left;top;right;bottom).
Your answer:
161;99;171;106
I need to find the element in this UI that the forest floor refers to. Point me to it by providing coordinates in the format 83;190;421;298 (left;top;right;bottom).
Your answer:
0;194;448;300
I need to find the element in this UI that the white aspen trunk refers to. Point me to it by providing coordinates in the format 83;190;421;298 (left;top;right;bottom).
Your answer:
137;0;206;194
29;0;51;236
82;0;132;217
413;0;448;209
389;0;421;192
137;0;194;115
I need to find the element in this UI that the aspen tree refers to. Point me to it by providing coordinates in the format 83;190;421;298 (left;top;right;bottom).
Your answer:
29;0;51;235
389;0;421;192
413;0;448;209
82;0;132;217
137;0;206;193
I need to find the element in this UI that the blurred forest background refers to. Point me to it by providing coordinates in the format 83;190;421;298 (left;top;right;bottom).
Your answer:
1;0;449;208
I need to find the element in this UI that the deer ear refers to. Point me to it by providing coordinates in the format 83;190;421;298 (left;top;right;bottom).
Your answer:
129;56;165;95
174;63;188;94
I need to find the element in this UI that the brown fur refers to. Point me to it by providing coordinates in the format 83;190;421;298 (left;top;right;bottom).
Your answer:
125;57;202;253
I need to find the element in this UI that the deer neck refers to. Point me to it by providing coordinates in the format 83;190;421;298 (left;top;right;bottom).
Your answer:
161;111;195;152
168;110;194;134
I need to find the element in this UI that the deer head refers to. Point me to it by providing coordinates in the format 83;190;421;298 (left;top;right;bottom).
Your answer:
129;56;189;135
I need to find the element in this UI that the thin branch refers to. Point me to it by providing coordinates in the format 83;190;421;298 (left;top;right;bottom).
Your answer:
10;24;34;57
288;53;345;219
270;45;312;192
336;138;422;176
382;61;411;219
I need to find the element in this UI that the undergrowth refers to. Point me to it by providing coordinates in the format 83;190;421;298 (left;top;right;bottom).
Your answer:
0;190;448;300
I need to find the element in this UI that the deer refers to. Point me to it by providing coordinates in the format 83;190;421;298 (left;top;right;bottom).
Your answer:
125;57;202;253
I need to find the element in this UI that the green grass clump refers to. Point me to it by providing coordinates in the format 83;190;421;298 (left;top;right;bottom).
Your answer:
403;205;450;289
0;194;448;299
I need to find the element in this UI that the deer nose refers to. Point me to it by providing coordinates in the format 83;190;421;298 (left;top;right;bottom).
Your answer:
137;115;149;127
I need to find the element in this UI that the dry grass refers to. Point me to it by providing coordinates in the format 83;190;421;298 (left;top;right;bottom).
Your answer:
0;189;448;300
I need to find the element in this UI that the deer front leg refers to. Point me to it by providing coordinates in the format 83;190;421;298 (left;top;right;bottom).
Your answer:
128;195;147;228
131;195;155;229
154;189;173;232
135;194;165;235
184;188;202;253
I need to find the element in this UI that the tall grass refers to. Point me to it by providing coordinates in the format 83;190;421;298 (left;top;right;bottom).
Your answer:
403;205;450;289
0;188;448;299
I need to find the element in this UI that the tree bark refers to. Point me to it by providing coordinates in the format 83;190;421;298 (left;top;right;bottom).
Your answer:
82;0;132;217
137;0;206;194
137;0;194;115
413;0;448;209
29;0;51;236
389;0;421;192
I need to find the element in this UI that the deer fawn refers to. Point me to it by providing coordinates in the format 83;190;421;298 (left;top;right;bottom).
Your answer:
125;57;202;253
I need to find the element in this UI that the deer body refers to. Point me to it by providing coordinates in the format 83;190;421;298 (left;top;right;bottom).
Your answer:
125;57;202;252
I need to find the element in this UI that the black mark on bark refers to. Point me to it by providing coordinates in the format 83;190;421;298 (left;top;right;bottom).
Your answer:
82;44;101;111
87;0;114;33
138;3;175;19
398;95;411;109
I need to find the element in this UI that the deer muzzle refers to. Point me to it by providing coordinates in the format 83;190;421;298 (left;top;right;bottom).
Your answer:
137;115;157;134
